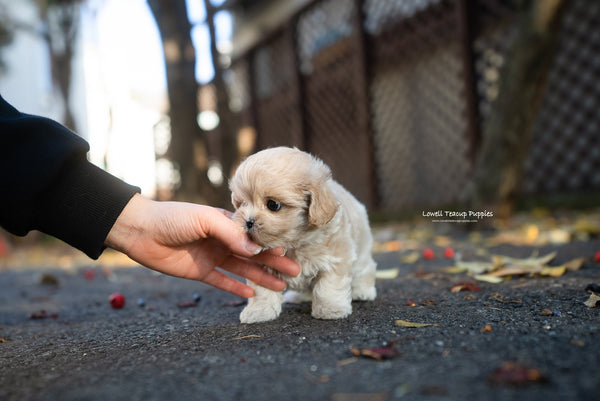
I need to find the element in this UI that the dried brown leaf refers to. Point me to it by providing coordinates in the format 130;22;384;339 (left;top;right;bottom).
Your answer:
584;293;600;308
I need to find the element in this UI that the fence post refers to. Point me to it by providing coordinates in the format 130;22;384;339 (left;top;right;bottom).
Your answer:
287;18;309;151
456;0;482;164
352;0;378;209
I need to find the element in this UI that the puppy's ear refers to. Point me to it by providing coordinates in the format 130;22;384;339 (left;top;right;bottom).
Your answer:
307;169;339;227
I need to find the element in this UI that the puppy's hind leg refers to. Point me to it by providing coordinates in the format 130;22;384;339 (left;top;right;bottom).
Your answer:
351;256;377;301
240;280;284;324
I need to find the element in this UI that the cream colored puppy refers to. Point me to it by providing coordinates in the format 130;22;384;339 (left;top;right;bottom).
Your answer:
229;147;377;323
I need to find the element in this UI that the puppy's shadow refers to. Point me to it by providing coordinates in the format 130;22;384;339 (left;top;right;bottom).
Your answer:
282;301;312;317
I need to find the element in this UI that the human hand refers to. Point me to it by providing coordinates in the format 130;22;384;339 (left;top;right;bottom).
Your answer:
104;194;300;298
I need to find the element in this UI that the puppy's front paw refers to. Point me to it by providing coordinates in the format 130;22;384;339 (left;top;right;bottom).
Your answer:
240;302;282;324
352;285;377;301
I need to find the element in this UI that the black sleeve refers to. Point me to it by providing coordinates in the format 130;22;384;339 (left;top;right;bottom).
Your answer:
0;94;140;259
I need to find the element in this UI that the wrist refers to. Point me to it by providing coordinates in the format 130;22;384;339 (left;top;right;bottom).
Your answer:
104;193;149;253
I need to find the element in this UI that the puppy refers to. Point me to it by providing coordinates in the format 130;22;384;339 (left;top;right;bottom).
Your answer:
229;147;377;323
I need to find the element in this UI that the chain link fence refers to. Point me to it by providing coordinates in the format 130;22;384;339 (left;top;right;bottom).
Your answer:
222;0;600;212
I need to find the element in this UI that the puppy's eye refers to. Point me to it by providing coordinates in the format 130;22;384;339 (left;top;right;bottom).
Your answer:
266;199;281;212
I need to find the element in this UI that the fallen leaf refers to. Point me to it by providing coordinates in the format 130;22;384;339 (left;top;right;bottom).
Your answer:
375;268;399;279
433;235;452;247
401;252;420;264
487;362;547;386
29;310;59;320
414;271;436;279
450;282;481;292
492;251;557;268
440;266;466;274
489;293;523;304
394;319;439;328
539;266;566;277
337;357;358;369
474;274;505;283
448;251;574;283
571;338;585;347
351;343;400;361
486;265;540;277
40;273;59;286
481;325;492;332
584;293;600;308
453;260;493;275
373;240;402;253
563;258;585;271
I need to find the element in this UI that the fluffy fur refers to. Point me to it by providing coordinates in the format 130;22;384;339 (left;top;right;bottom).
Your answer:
229;147;377;323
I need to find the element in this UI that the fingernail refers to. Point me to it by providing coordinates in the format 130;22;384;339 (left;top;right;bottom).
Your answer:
249;244;263;255
280;248;287;257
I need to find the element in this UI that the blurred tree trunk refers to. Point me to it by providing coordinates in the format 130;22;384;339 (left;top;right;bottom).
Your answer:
40;0;81;131
472;0;566;217
148;0;220;204
205;0;238;199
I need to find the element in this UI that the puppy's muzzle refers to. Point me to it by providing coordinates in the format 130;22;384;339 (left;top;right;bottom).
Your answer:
245;218;255;230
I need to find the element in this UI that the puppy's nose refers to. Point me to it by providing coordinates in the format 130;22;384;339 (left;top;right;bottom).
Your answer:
246;218;255;230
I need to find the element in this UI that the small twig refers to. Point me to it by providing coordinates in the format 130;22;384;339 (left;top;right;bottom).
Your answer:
232;334;263;340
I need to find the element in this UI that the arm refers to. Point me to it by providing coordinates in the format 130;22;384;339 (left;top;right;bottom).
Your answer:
0;94;139;258
0;94;299;296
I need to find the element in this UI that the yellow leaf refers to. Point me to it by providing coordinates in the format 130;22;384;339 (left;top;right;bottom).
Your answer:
539;266;566;277
394;319;439;328
401;251;420;264
474;274;505;283
373;240;402;253
383;240;402;252
525;225;539;243
434;235;451;247
375;268;399;279
440;266;466;274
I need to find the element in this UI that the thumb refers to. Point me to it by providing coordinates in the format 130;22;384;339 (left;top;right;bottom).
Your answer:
203;207;263;257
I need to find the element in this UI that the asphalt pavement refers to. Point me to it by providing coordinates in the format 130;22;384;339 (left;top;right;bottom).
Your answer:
1;222;599;401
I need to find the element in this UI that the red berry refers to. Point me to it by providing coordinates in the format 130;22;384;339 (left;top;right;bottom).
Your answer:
109;293;125;309
422;248;435;260
84;269;95;280
443;248;455;259
595;251;600;263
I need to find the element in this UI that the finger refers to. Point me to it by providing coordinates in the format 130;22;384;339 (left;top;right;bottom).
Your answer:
201;207;263;257
202;268;255;298
221;256;287;292
251;251;301;277
263;247;286;257
215;208;234;219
